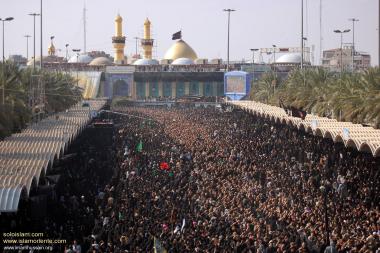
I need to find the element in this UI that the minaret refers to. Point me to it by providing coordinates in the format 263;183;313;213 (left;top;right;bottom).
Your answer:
141;18;154;59
112;14;126;64
48;36;55;56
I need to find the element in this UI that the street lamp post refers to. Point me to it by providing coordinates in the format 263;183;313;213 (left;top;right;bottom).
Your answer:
65;44;69;62
272;45;277;96
134;37;139;57
72;49;81;86
40;0;43;69
1;17;14;62
301;0;304;69
1;17;14;105
334;29;350;74
29;13;40;72
303;37;308;64
348;18;359;71
302;37;307;86
223;8;235;72
250;48;258;86
24;35;31;60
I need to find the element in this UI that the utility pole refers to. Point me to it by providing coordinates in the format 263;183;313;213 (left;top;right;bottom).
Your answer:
223;9;235;72
334;29;351;75
1;17;14;62
65;44;69;62
134;37;139;57
40;0;43;69
301;0;304;69
319;0;323;65
250;48;258;87
29;13;39;71
1;17;14;105
83;3;87;53
72;48;81;86
348;18;359;71
24;35;31;60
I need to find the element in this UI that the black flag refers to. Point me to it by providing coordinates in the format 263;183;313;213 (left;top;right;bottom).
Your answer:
172;31;182;40
290;106;307;120
279;99;307;120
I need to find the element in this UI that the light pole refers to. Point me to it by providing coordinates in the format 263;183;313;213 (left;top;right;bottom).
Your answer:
65;44;69;62
303;37;307;64
1;17;14;105
250;48;258;85
348;18;359;71
24;35;31;60
72;49;81;86
223;8;235;72
29;13;40;71
302;37;307;87
301;0;304;69
40;0;43;69
134;37;139;57
272;45;277;96
1;17;14;62
334;29;350;74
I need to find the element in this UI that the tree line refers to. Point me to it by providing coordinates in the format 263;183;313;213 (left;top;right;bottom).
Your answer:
250;67;380;128
0;61;82;139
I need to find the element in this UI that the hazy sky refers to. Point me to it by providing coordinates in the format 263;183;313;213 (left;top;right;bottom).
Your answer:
1;0;378;65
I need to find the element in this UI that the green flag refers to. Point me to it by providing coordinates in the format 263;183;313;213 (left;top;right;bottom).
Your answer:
136;140;143;152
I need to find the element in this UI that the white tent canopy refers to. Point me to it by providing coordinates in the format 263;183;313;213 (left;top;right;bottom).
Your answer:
0;99;106;212
228;100;380;157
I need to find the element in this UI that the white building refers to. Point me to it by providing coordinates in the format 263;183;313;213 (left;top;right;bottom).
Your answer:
322;46;371;71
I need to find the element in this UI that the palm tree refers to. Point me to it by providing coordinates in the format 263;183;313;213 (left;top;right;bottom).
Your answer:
278;67;335;115
0;61;30;136
43;71;82;113
0;61;83;139
251;71;280;104
249;66;380;128
354;67;380;126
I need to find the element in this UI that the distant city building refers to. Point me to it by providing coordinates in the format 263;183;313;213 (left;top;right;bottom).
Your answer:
8;55;27;65
322;46;371;71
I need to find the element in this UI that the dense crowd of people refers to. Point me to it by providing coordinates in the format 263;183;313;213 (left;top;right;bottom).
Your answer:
2;106;379;252
83;106;379;252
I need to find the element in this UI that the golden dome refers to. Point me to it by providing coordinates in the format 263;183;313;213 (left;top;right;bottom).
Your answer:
164;39;198;61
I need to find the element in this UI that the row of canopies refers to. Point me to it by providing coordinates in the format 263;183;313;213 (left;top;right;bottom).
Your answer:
228;100;380;157
0;99;107;212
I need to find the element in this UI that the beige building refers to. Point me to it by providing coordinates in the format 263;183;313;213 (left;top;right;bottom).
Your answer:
322;46;371;71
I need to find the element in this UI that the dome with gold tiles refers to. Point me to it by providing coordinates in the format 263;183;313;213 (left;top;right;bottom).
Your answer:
164;39;197;61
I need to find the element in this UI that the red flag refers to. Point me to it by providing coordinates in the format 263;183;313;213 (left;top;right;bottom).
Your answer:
160;162;170;171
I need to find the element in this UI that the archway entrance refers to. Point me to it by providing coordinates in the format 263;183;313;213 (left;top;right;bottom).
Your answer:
113;79;129;97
